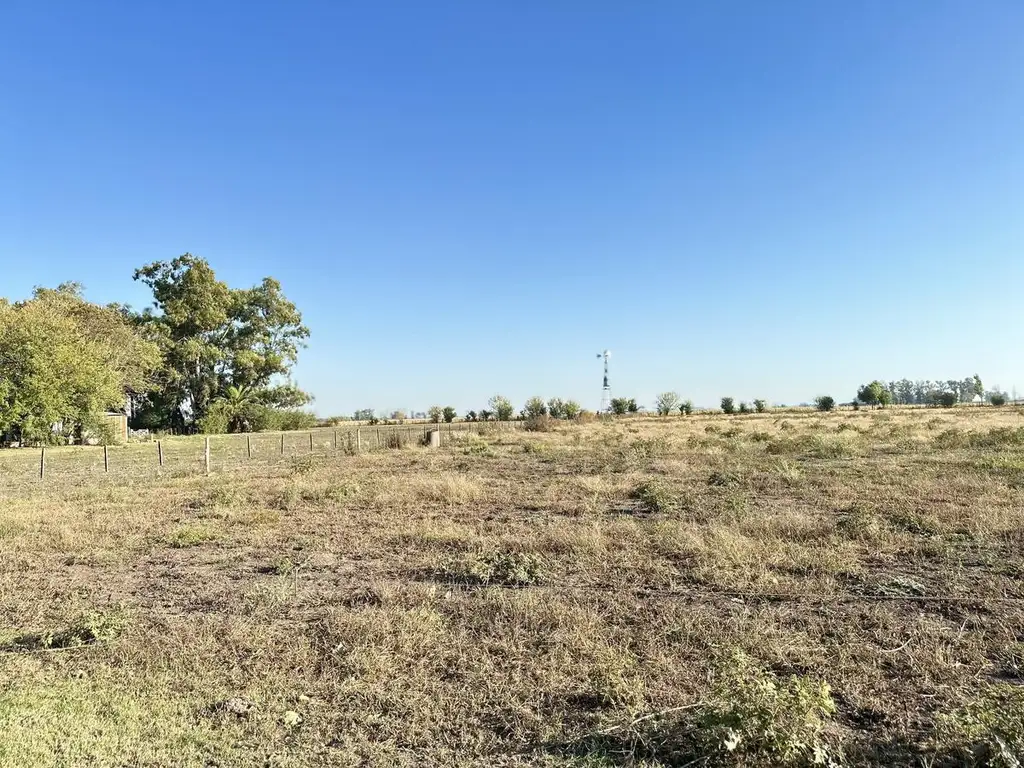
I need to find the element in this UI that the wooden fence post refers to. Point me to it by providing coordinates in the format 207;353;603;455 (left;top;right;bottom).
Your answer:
246;435;251;459
280;434;285;455
309;432;314;452
333;430;338;451
39;447;45;480
356;427;361;453
158;440;164;468
376;428;381;448
204;437;211;475
103;444;109;473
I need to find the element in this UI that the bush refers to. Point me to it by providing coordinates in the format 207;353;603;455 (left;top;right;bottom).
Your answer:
488;395;515;422
992;394;1008;406
937;683;1024;766
815;395;835;412
563;400;582;420
721;397;736;415
610;397;630;416
523;414;553;432
694;651;839;765
523;396;547;419
442;406;457;423
655;391;681;416
547;398;566;419
442;551;543;586
631;480;675;513
428;406;443;423
627;398;639;414
680;399;694;416
936;391;958;408
738;401;751;414
754;399;768;413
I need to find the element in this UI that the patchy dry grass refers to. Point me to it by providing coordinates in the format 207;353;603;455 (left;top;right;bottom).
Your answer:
1;407;1024;765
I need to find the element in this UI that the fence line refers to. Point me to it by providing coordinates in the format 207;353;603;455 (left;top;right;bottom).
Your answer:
0;420;523;487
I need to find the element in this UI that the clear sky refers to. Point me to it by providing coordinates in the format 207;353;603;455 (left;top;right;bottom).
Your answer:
3;2;1022;415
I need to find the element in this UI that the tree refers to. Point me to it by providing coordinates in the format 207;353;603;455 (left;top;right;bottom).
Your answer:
488;395;514;422
935;391;957;408
655;391;681;416
131;254;310;432
815;395;835;412
991;394;1007;406
466;410;478;421
856;381;890;408
738;401;751;414
0;285;161;444
720;397;736;415
524;396;547;419
627;398;639;414
390;410;407;422
353;408;374;421
479;409;494;422
753;399;768;413
547;398;566;419
428;406;444;423
610;397;630;416
974;374;985;400
680;400;693;416
563;400;582;420
442;406;457;423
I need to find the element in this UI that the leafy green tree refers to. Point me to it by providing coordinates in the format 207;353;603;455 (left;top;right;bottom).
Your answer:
991;394;1007;406
627;398;639;414
442;406;457;423
738;401;751;414
655;391;681;416
131;254;310;432
610;397;630;416
488;395;514;422
753;399;768;413
466;410;478;421
547;398;566;419
0;284;161;444
428;405;443;423
815;395;835;412
973;374;985;400
935;391;957;408
479;409;494;421
856;381;891;408
524;396;547;419
720;397;736;415
563;400;582;420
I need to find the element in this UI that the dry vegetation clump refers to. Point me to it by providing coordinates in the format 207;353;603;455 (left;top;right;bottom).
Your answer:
1;406;1023;765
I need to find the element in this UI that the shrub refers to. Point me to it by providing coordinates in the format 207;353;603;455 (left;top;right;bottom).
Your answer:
655;391;681;416
815;395;835;412
937;683;1024;766
610;397;630;416
442;551;543;586
680;399;694;415
442;406;457;423
488;395;515;422
992;394;1008;406
465;410;477;421
935;391;958;408
631;480;675;513
428;406;443;423
547;398;566;419
8;610;128;651
754;399;768;413
523;414;553;432
627;398;639;414
694;650;839;765
563;400;582;420
738;401;751;414
721;397;736;415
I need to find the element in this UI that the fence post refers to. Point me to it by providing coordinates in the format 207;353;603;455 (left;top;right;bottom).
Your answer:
158;440;164;468
376;428;381;448
280;434;285;455
356;427;361;453
204;437;211;475
309;432;314;452
39;446;45;480
333;430;338;451
246;435;251;459
103;444;109;473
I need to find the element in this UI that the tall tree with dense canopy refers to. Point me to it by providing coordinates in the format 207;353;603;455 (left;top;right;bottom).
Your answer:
131;255;310;431
0;284;160;443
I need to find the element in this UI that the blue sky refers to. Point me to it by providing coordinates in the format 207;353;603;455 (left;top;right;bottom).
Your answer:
3;1;1022;414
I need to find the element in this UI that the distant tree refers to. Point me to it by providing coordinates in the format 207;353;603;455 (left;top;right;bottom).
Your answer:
815;395;836;412
563;400;582;420
627;398;639;414
488;395;514;422
655;391;681;416
720;397;736;415
974;374;985;400
466;410;477;421
353;408;375;421
936;391;957;408
442;406;457;423
680;399;694;416
738;401;751;414
991;393;1007;406
547;398;566;419
523;396;547;419
610;397;630;416
753;399;768;413
857;381;889;408
390;409;407;422
428;405;443;423
479;409;494;421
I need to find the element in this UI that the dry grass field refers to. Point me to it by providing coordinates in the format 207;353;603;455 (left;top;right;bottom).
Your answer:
2;407;1024;766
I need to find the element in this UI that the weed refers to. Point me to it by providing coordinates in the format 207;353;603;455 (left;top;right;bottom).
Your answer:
631;480;675;514
937;683;1024;766
440;550;544;586
167;524;218;548
8;609;128;651
708;470;741;487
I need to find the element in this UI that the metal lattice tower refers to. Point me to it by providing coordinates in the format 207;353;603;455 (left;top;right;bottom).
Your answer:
597;350;611;413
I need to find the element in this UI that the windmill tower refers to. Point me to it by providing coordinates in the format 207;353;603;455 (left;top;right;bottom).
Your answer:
597;350;611;413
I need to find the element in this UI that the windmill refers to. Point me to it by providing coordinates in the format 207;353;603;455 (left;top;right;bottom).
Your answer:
597;350;611;413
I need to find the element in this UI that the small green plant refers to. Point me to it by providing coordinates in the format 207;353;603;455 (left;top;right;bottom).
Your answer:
631;480;674;513
9;610;128;650
815;395;836;412
693;650;839;766
754;399;768;413
937;683;1024;766
443;551;544;586
167;524;218;548
721;397;736;415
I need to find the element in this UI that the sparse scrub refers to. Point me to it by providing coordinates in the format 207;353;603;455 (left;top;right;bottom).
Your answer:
440;550;544;585
7;609;128;651
631;480;675;513
167;524;218;548
937;683;1024;766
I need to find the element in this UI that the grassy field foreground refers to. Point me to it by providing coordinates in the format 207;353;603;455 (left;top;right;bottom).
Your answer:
2;408;1024;766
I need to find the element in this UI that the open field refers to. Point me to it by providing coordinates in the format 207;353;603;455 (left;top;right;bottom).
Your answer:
2;407;1024;766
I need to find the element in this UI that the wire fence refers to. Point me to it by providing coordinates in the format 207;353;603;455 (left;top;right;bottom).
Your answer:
0;421;523;488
